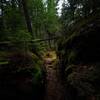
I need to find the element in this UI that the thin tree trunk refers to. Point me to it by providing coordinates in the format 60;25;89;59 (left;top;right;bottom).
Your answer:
47;32;52;49
21;0;33;34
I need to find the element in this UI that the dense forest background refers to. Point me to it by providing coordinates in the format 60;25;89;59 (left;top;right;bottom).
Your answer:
0;0;100;100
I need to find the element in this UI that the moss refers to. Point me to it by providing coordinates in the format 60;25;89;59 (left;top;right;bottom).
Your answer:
67;50;77;64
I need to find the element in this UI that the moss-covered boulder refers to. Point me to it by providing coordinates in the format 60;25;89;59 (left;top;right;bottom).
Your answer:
58;11;100;64
57;11;100;99
0;51;44;100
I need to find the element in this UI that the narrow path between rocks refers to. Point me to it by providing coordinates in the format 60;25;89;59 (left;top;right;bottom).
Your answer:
43;51;65;100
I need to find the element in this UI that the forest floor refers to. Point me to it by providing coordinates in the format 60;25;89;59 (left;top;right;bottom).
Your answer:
43;51;65;100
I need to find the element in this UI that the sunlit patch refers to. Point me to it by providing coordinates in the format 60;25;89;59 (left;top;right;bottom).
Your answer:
43;51;57;66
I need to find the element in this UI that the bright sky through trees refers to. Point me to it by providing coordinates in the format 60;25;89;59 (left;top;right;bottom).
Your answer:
57;0;68;16
57;0;63;16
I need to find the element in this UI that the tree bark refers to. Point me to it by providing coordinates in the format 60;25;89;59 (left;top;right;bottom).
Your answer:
21;0;33;34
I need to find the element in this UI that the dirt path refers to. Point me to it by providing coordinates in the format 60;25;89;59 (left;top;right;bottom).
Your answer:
43;51;65;100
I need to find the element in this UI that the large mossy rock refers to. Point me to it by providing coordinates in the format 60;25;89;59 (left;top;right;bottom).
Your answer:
58;11;100;64
0;51;43;100
57;11;100;99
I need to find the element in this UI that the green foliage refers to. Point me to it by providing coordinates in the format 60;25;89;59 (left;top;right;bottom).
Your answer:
9;30;32;51
12;30;32;41
32;41;48;53
0;0;25;41
45;0;60;34
0;61;9;65
4;6;24;31
60;0;100;35
27;0;46;38
67;50;77;64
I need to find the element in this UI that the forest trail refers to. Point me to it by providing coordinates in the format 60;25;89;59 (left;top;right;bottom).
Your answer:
43;51;65;100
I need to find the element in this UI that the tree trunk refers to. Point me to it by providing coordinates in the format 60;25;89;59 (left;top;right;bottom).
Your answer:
21;0;33;34
47;32;52;49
